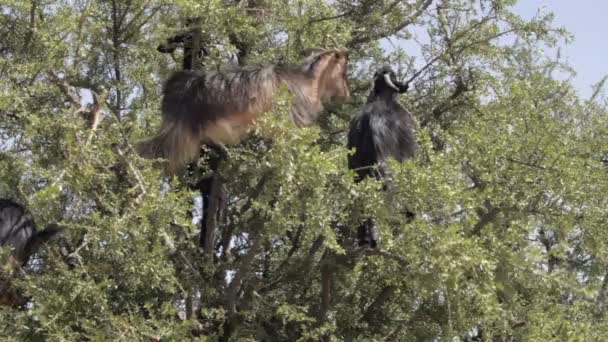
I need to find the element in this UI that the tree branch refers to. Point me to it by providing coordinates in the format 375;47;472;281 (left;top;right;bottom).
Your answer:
22;0;38;54
318;251;333;322
223;231;263;341
347;0;433;48
361;286;396;323
48;71;82;106
259;235;325;294
203;171;224;259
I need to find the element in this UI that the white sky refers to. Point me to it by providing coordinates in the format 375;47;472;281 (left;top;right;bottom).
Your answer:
513;1;608;98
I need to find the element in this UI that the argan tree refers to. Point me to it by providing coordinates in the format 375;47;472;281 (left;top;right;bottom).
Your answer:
1;0;608;340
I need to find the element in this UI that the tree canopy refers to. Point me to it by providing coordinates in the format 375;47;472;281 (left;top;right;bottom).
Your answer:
1;0;608;340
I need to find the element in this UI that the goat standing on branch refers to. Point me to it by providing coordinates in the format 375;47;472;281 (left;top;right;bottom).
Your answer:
347;66;417;248
137;49;350;173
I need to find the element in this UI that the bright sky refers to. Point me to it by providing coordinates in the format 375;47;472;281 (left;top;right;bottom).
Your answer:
381;1;608;99
513;1;608;98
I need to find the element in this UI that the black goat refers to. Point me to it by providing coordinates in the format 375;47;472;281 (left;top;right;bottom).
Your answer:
347;66;417;247
0;199;62;266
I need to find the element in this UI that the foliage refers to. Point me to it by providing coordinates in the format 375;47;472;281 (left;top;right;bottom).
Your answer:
1;0;607;340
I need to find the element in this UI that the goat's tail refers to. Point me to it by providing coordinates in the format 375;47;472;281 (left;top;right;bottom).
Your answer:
135;120;201;174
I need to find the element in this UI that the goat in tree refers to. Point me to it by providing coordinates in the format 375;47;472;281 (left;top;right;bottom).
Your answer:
347;66;417;247
0;199;63;266
136;48;351;174
0;199;63;306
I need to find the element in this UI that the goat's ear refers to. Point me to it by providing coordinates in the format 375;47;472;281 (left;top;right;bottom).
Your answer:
308;50;339;77
332;50;348;61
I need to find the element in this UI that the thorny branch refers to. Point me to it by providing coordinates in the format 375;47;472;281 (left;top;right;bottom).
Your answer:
347;0;434;48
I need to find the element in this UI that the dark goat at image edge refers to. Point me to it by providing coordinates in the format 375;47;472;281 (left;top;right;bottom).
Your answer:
0;199;63;266
0;199;63;307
